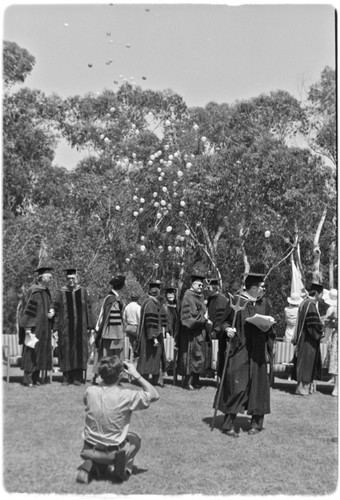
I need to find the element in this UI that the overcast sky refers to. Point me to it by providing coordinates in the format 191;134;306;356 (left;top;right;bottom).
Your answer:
2;1;336;168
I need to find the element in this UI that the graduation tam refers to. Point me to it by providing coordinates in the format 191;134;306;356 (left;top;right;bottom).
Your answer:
310;282;324;294
109;275;126;289
148;280;162;288
65;268;77;277
244;272;265;288
35;266;54;276
190;273;205;283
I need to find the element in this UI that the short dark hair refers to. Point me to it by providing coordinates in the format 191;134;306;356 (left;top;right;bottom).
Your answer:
98;356;123;384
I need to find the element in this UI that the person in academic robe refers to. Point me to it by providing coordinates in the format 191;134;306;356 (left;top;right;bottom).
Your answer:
214;272;276;437
292;282;324;396
163;287;179;338
54;268;95;386
19;266;55;387
205;277;229;376
135;281;167;387
176;273;212;390
92;275;126;385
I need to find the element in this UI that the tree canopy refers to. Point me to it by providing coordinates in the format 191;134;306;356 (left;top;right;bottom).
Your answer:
2;40;337;335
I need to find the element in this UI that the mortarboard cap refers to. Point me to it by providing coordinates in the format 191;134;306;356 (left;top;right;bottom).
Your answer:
109;275;126;289
165;286;177;293
35;266;53;276
65;268;77;276
149;280;162;288
310;282;324;294
244;272;265;287
190;273;205;283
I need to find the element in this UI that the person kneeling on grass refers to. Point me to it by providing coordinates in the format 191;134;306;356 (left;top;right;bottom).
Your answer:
76;356;160;484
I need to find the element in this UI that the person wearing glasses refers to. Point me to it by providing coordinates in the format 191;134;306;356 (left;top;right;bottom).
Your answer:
176;273;213;390
213;271;276;437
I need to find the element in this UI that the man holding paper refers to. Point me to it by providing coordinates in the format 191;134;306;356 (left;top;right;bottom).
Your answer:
19;266;55;387
214;272;276;437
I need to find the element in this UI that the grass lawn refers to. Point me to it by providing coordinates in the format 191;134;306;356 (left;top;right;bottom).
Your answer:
2;368;338;496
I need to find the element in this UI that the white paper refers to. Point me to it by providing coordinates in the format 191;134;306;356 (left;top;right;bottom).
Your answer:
245;314;276;332
24;333;39;348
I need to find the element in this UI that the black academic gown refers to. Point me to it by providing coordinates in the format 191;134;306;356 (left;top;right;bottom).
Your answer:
214;293;275;416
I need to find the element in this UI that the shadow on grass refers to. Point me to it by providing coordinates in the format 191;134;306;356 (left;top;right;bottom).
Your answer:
90;465;148;484
202;413;252;432
273;378;334;396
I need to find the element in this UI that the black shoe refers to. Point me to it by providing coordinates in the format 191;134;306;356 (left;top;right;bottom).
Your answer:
184;384;195;391
33;381;41;386
76;468;90;484
114;450;127;481
248;428;260;435
22;382;33;387
72;380;82;386
92;464;108;479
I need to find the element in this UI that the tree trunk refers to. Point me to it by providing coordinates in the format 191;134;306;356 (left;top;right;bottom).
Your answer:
312;208;327;283
329;241;335;289
239;223;250;275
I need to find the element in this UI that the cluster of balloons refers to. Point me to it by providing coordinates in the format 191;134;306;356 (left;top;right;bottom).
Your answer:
126;125;201;258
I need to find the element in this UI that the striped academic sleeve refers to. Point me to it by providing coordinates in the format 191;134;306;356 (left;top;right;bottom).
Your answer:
144;302;162;339
305;309;323;340
160;307;168;329
19;291;40;328
25;299;38;318
108;303;123;326
180;294;206;330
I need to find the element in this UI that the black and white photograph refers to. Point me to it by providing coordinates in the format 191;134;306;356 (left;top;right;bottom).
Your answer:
2;0;337;497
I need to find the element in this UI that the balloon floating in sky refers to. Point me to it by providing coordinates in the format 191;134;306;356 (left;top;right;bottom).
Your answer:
142;76;147;80
88;64;93;68
126;44;131;48
106;32;111;36
64;22;69;27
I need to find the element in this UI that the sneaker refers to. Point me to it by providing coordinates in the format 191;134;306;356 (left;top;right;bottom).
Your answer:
295;388;309;396
76;460;93;484
76;468;90;484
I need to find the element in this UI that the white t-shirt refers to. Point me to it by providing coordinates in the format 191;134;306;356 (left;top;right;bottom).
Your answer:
123;301;141;326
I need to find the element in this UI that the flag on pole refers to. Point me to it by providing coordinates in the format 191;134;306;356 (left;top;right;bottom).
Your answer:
291;255;306;297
